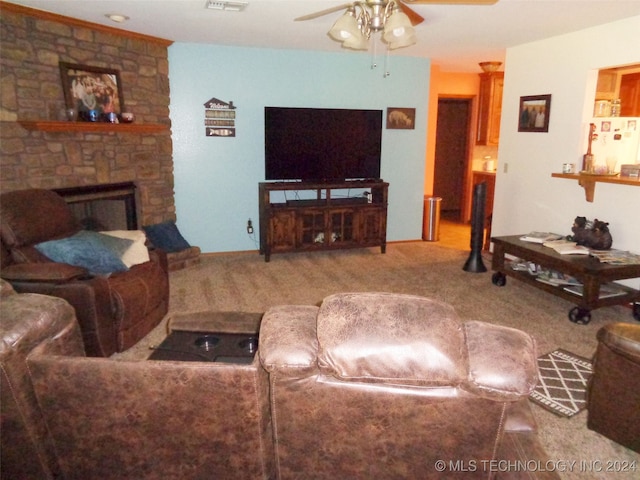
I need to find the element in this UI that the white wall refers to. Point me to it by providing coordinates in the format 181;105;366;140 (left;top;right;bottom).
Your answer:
168;44;430;253
493;15;640;288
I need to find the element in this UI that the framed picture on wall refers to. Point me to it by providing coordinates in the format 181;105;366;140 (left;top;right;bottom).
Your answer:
386;107;415;130
518;94;551;132
59;62;124;121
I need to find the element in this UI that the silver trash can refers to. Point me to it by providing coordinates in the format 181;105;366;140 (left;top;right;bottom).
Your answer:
422;196;442;242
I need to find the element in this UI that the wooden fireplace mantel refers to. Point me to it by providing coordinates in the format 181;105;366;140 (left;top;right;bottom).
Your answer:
18;120;168;134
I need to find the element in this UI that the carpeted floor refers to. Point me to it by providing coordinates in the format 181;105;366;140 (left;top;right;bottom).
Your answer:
124;241;639;480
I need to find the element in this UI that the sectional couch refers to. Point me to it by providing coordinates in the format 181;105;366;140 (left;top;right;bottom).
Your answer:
1;285;559;479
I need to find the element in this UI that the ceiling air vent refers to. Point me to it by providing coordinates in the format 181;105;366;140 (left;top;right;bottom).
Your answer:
205;0;248;12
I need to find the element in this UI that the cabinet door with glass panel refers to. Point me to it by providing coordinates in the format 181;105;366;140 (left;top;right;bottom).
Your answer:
297;210;326;247
329;209;357;246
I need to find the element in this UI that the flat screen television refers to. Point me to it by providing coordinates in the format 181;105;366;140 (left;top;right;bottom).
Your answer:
264;107;382;182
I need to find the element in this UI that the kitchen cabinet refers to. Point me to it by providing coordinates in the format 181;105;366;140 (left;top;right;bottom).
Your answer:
619;72;640;116
595;70;618;101
595;66;640;116
476;72;504;146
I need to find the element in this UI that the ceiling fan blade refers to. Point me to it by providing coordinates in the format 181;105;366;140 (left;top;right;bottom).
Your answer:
398;2;425;26
294;3;354;22
402;0;497;4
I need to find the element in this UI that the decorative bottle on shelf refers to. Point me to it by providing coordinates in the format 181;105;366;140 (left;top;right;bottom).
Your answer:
610;99;621;117
594;100;611;117
582;123;596;173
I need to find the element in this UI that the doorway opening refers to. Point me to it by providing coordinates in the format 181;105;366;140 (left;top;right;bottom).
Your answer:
433;97;473;249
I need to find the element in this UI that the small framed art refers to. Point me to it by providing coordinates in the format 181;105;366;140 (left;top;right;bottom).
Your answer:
518;94;551;133
386;107;415;130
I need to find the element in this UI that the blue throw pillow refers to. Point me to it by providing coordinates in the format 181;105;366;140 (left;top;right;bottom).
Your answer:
35;230;133;275
143;221;191;253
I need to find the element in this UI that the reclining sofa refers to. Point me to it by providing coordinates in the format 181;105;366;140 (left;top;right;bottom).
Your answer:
0;188;169;357
1;287;559;479
0;280;83;479
587;322;640;452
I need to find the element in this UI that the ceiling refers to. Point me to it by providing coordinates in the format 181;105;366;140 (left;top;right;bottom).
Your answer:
5;0;640;72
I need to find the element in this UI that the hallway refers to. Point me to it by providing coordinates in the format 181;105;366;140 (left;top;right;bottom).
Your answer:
435;210;471;251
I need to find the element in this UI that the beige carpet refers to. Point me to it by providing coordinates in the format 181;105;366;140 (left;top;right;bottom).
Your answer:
126;241;639;480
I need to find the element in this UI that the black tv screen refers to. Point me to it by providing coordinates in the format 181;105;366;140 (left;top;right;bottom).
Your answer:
264;107;382;182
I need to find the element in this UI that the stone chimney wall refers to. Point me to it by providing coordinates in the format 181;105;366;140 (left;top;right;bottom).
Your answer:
0;3;175;226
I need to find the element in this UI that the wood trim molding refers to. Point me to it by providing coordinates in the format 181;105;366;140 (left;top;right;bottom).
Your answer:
16;120;169;134
0;1;173;47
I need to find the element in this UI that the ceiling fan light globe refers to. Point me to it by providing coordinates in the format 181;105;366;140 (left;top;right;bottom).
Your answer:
383;26;415;43
342;33;369;50
387;33;416;50
383;10;412;31
383;11;414;42
328;11;361;42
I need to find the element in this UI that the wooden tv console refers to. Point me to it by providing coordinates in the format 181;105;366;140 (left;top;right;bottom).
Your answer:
259;180;388;262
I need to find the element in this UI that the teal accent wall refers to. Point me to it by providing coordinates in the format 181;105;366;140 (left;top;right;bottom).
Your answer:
168;44;430;253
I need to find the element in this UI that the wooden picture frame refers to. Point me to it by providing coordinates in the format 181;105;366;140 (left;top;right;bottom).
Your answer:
386;107;415;130
59;62;124;121
518;94;551;132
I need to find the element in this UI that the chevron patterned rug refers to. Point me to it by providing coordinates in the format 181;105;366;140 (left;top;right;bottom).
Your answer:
529;349;593;418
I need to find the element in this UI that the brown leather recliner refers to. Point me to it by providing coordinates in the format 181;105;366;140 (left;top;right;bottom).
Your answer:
587;322;640;452
0;279;84;479
2;283;274;480
0;188;169;356
259;292;547;480
25;309;275;480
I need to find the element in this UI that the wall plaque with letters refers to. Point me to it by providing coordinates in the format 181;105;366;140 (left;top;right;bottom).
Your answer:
204;97;236;137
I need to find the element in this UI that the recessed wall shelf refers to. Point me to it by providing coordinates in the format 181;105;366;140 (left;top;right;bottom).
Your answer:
18;120;168;134
551;172;640;202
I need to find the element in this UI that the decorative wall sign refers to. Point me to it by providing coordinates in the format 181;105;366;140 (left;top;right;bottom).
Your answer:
386;107;415;130
204;97;236;137
518;94;551;132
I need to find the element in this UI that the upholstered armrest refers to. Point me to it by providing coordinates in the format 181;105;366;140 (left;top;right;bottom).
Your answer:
597;323;640;363
463;320;538;400
259;305;319;373
148;247;169;274
26;354;274;479
6;274;116;357
1;262;88;283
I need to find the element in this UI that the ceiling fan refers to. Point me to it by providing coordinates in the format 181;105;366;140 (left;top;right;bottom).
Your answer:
295;0;498;50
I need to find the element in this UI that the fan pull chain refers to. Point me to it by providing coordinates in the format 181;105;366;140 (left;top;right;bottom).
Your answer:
384;46;391;77
371;36;378;70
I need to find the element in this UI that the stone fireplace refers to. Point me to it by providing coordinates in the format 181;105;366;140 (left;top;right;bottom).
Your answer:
53;182;139;231
0;4;175;228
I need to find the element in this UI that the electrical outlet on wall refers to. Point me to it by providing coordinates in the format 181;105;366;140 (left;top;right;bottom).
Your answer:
503;163;509;174
246;219;253;235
